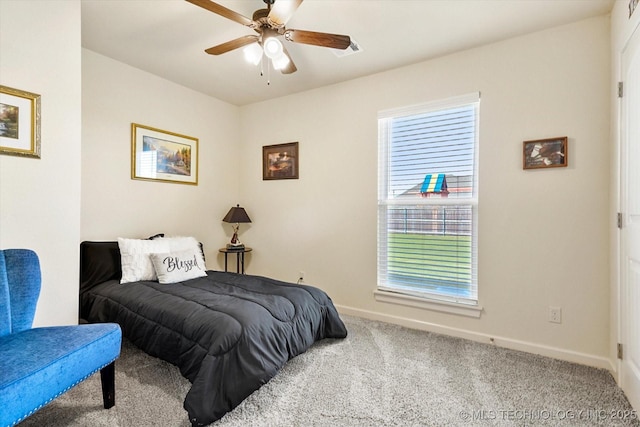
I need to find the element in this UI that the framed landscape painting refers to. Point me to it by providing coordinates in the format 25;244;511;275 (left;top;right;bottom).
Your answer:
263;142;299;180
131;123;198;185
0;85;41;159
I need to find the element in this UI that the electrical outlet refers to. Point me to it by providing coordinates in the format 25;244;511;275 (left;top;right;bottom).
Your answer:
548;306;562;324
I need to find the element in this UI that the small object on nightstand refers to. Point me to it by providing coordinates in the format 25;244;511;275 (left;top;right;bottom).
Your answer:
226;243;245;250
219;247;252;274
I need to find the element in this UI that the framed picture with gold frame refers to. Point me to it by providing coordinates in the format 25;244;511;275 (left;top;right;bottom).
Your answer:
523;136;568;170
0;85;41;159
262;142;299;180
131;123;198;185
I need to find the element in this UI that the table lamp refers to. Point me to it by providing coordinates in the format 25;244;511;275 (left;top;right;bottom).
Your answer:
222;204;251;249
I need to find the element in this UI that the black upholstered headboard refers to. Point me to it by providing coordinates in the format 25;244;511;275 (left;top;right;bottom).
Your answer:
79;241;121;295
79;239;206;295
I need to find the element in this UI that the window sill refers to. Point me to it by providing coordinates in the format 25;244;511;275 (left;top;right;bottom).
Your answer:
374;290;483;318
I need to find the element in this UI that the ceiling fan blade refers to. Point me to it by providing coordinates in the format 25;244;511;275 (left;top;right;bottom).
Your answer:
284;29;351;50
280;47;297;74
205;35;260;55
268;0;303;27
186;0;255;27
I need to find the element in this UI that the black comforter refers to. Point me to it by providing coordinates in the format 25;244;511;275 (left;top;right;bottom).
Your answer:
81;271;347;426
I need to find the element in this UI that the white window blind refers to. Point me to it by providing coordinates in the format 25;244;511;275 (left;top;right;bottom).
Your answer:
378;93;479;306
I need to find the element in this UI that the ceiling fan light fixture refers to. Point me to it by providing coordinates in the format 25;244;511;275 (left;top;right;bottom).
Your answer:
263;36;284;59
243;43;263;65
188;0;351;77
271;52;291;70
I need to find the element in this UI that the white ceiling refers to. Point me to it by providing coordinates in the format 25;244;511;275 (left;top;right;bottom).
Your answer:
81;0;615;106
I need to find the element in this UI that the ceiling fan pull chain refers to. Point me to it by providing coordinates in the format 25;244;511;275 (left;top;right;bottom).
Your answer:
267;59;271;85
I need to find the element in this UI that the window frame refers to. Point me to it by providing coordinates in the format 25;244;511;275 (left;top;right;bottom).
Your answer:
376;93;481;316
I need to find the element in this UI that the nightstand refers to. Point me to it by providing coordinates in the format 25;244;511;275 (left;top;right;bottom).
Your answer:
219;247;252;274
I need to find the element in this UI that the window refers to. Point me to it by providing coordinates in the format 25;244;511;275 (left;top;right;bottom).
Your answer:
377;93;479;307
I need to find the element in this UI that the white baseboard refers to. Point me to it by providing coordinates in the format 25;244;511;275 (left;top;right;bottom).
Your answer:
335;304;616;373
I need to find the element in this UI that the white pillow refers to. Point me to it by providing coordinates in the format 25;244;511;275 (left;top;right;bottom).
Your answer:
150;248;207;284
118;238;170;284
156;236;201;251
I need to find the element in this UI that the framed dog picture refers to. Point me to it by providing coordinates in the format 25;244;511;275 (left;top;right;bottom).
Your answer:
523;137;567;170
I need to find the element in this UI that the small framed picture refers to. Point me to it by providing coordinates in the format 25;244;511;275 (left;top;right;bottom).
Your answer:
263;142;299;180
131;123;198;185
523;137;568;170
0;85;41;159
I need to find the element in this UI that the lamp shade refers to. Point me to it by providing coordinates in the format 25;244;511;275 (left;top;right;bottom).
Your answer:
272;52;291;70
243;43;263;65
222;204;251;223
263;37;283;59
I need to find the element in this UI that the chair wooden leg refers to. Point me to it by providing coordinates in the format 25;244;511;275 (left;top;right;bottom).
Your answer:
100;362;116;409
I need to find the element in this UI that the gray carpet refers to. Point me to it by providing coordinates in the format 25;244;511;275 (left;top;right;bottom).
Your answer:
18;315;639;426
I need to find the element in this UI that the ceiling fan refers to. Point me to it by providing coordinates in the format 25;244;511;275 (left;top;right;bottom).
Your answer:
186;0;352;75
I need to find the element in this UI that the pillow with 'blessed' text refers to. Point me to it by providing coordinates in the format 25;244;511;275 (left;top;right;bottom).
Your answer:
118;237;170;284
150;247;207;284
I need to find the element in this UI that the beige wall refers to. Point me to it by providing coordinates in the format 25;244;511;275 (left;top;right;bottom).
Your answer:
239;16;612;368
0;0;82;326
81;50;241;264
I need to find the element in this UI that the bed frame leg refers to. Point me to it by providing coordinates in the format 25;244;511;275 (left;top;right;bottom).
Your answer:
100;362;116;409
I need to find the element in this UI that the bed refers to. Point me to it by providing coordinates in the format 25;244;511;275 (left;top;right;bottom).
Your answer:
79;240;347;426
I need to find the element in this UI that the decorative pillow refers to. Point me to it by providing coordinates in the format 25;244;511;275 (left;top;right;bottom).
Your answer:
118;238;170;284
157;236;200;252
150;248;207;284
155;236;206;261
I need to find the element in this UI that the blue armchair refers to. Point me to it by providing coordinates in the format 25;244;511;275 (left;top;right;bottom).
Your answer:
0;249;122;426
